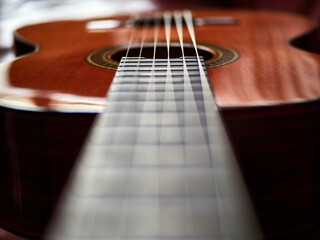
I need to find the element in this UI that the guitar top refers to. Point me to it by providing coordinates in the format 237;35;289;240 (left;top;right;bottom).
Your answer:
0;9;319;112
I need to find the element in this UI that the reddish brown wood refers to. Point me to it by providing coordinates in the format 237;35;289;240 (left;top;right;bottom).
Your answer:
221;100;320;239
1;9;318;111
0;9;319;239
0;107;95;238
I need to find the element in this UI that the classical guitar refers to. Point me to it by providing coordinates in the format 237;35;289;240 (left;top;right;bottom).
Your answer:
0;8;319;240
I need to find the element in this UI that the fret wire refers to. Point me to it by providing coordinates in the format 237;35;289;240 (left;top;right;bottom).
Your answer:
109;96;214;103
118;62;205;65
118;63;204;68
107;94;213;103
47;55;256;239
110;84;204;91
112;79;204;84
112;78;206;84
107;90;212;94
92;126;225;131
113;76;204;81
109;86;211;90
121;58;202;62
49;40;258;239
101;103;215;115
109;89;212;93
116;71;203;76
47;13;258;239
117;68;201;72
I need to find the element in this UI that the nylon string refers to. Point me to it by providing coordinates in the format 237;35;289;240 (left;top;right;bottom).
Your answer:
182;9;227;236
117;14;153;238
45;10;254;240
173;10;197;237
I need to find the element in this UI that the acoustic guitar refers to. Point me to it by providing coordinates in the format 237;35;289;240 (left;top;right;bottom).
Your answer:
0;8;319;239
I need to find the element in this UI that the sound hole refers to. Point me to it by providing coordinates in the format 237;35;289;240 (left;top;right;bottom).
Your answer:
111;44;214;62
86;42;239;70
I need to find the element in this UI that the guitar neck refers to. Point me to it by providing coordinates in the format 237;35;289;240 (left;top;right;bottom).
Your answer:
47;56;259;239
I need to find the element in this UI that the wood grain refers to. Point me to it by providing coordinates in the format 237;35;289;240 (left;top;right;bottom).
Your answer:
1;9;318;111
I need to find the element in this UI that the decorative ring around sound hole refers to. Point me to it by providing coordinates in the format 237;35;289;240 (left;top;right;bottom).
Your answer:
86;42;239;70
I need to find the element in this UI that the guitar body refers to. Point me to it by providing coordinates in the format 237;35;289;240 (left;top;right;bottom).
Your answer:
0;9;319;239
3;9;320;109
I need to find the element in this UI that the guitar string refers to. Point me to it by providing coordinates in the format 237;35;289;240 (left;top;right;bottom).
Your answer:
124;13;140;59
115;12;139;237
163;11;184;237
103;12;139;160
163;10;174;98
117;13;152;238
47;13;145;237
136;12;162;235
164;11;203;237
47;11;256;239
71;12;144;238
163;13;191;237
114;10;223;238
163;12;186;167
173;10;196;237
163;11;177;120
150;12;162;237
156;12;173;236
183;9;226;237
113;12;163;237
163;11;172;61
115;11;224;238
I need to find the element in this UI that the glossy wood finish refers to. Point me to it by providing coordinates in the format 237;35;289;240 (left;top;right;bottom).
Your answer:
0;9;319;111
0;107;95;238
221;100;320;239
0;9;319;240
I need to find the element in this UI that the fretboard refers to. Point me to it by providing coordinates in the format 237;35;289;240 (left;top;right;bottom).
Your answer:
47;57;259;239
